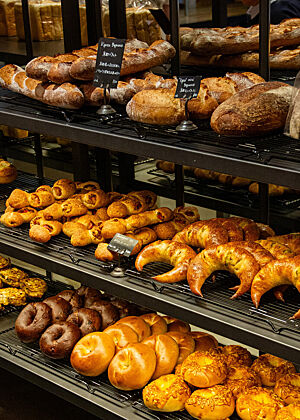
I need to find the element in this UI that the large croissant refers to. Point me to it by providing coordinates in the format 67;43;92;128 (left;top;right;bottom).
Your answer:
256;239;295;259
135;240;196;283
187;242;262;298
173;220;229;248
267;233;300;255
251;255;300;318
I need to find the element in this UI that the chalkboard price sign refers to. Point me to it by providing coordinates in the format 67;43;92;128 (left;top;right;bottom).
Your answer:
107;233;139;258
93;38;126;89
174;76;201;100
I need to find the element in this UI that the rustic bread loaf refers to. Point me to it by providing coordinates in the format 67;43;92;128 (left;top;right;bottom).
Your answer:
80;81;136;106
210;81;294;137
181;46;300;70
181;19;300;56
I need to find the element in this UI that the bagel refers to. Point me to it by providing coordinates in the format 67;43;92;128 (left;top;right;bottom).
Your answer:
143;374;191;412
70;332;115;376
222;345;252;368
103;324;138;352
163;316;190;333
252;354;296;387
108;343;156;390
274;373;300;404
224;366;262;398
185;385;235;420
140;313;167;335
142;334;179;380
188;331;218;352
181;350;227;388
165;331;195;365
237;386;285;420
135;240;196;283
275;403;300;420
114;316;150;342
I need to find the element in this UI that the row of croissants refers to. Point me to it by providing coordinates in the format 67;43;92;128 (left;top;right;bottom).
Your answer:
15;285;300;419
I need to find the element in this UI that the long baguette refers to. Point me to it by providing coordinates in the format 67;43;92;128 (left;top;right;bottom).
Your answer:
80;81;135;106
0;64;84;109
101;207;173;239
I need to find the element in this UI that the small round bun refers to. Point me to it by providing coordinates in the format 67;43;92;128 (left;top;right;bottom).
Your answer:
70;332;115;376
274;373;300;404
142;334;179;379
222;345;252;368
163;316;190;333
115;316;151;341
108;343;156;390
185;385;235;420
181;350;227;388
0;160;17;184
189;331;218;352
275;402;300;420
236;386;285;420
140;313;167;335
252;354;296;387
165;331;195;365
104;323;139;352
224;366;262;398
143;374;191;412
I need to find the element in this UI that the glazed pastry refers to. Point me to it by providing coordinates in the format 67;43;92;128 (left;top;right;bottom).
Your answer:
140;313;167;335
173;219;229;248
103;324;139;352
163;316;190;333
135;240;197;283
165;331;195;365
187;243;261;298
1;207;37;227
257;239;295;259
0;287;26;306
268;233;300;255
275;403;300;420
0;267;28;287
20;277;47;299
188;331;218;352
101;207;173;239
52;179;76;200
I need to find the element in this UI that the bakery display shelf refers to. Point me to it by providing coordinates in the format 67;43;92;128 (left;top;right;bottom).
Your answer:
0;318;242;420
0;222;299;363
0;90;300;189
147;168;300;212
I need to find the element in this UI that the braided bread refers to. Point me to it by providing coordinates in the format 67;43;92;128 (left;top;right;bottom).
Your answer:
135;240;196;283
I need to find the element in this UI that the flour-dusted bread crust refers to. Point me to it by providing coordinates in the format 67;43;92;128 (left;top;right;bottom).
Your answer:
80;81;136;106
0;64;84;109
181;18;300;55
126;88;185;125
210;82;294;137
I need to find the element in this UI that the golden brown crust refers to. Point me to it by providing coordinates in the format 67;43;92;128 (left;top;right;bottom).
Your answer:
252;354;296;387
222;345;252;368
274;373;300;405
115;316;151;342
236;386;285;420
185;385;235;419
257;240;295;260
103;324;139;352
81;189;110;210
1;207;37;227
165;331;195;365
143;374;191;412
0;160;17;184
20;277;47;299
140;313;167;335
163;316;190;333
188;331;218;352
275;402;300;420
52;179;76;200
135;240;196;283
0;267;28;287
224;366;261;399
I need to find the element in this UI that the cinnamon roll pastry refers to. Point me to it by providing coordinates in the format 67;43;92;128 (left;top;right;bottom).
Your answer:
81;189;110;209
187;243;261;298
1;207;37;227
52;179;76;200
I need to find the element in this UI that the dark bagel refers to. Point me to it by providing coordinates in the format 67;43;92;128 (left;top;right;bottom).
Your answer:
39;322;81;359
77;286;102;307
56;290;82;310
110;297;135;318
86;298;119;330
67;308;101;336
43;296;71;323
15;302;52;343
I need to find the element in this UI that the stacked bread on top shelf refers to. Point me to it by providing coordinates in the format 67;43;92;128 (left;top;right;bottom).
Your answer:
180;18;300;70
0;39;176;109
14;284;300;418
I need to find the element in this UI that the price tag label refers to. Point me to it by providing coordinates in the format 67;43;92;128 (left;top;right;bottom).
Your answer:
174;76;201;100
93;38;126;89
107;233;139;258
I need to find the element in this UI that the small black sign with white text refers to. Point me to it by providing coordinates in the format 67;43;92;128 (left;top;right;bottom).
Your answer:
107;233;139;258
93;38;126;89
175;76;201;99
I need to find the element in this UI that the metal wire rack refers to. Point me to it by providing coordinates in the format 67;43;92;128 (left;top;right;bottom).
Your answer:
147;168;300;212
126;262;300;336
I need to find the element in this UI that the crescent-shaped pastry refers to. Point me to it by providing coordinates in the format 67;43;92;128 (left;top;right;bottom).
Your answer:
135;240;196;283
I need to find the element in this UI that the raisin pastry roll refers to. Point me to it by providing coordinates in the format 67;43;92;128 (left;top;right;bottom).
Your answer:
1;207;37;227
52;179;76;200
